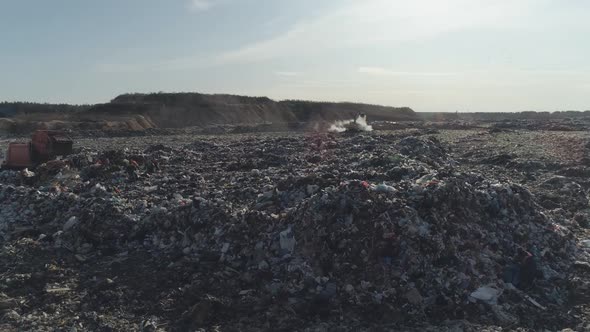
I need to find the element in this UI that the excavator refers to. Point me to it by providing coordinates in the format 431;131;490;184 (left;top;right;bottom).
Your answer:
1;130;73;170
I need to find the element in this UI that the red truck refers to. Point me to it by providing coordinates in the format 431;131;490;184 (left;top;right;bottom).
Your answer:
1;130;73;169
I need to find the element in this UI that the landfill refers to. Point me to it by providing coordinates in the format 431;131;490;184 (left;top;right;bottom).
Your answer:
1;129;590;331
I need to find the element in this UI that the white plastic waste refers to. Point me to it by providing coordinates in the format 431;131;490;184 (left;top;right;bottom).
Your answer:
470;285;502;304
279;227;296;254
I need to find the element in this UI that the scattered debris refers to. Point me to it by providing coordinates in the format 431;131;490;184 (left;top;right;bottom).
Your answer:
0;129;588;330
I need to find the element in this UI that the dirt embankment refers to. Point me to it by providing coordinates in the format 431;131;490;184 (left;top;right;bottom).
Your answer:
0;93;417;135
102;93;417;128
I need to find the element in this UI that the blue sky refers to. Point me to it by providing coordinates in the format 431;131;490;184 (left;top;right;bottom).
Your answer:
1;0;589;112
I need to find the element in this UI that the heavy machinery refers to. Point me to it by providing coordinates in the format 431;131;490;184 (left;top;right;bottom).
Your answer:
1;130;73;169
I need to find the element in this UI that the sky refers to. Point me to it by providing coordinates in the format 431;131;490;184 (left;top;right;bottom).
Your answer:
1;0;589;112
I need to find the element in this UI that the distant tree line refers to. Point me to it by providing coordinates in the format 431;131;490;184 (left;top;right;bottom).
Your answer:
460;110;590;121
0;101;91;118
112;92;273;106
420;110;590;121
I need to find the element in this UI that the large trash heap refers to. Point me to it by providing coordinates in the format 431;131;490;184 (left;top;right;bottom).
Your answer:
0;133;584;330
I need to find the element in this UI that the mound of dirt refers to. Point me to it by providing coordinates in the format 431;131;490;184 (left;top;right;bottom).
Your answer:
0;118;15;133
2;93;417;135
91;93;418;129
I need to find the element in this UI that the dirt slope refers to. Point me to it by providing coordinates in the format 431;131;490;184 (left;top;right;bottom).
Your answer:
1;93;417;134
100;93;417;128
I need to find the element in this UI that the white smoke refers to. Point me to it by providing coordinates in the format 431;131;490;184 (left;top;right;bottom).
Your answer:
328;114;373;132
328;120;350;133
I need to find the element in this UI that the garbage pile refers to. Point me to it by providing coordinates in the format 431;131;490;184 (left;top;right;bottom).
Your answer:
0;132;584;330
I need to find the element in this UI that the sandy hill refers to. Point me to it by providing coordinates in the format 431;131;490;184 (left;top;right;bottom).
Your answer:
0;93;417;134
96;93;417;128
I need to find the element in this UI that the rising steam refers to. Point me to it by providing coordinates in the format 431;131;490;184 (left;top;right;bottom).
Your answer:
328;113;373;133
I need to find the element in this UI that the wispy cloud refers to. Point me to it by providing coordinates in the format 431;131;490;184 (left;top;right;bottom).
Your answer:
280;79;358;89
217;0;544;64
94;53;216;73
367;90;426;95
97;0;551;73
358;67;458;77
274;71;301;77
188;0;220;12
95;62;147;74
